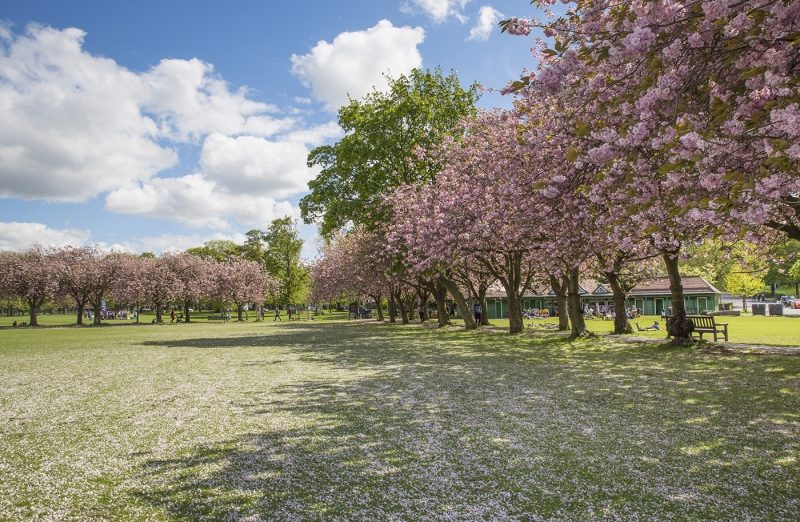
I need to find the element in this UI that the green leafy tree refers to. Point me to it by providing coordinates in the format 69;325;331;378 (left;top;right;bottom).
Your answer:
241;229;266;263
789;260;800;297
300;67;479;237
763;240;800;296
681;240;769;292
725;269;765;312
263;217;307;306
186;240;241;262
680;240;732;289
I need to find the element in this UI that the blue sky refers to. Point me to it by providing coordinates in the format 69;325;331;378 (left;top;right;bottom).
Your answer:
0;0;541;258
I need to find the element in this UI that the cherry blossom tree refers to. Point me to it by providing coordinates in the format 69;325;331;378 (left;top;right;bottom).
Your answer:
84;252;125;325
389;110;545;333
138;255;182;323
387;184;476;330
5;245;60;326
595;243;662;335
311;229;391;322
53;246;96;325
503;0;800;342
108;253;145;321
214;257;272;321
165;252;214;323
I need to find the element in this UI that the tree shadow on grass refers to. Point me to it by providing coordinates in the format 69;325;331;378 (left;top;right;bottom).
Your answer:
131;371;534;519
128;322;800;520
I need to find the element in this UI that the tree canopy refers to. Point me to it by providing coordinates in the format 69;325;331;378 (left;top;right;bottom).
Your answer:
300;67;480;237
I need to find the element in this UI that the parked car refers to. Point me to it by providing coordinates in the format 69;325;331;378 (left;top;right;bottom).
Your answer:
780;296;796;307
793;300;800;309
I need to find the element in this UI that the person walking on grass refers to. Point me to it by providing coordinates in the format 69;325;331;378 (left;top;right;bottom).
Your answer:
274;307;281;321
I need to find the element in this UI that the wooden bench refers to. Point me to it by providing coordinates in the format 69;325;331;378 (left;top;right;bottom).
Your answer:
206;314;229;322
688;315;728;342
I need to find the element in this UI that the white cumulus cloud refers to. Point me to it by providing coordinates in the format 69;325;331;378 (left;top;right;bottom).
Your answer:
290;20;424;111
468;6;503;41
0;26;176;201
199;133;317;198
281;121;344;146
105;174;299;230
0;222;92;250
141;58;294;141
111;231;249;254
0;24;337;232
402;0;471;23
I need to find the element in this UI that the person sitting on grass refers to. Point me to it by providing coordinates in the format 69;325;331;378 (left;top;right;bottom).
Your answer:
636;321;660;331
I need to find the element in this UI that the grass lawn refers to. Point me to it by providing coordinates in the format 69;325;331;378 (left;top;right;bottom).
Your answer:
1;319;798;519
5;310;800;346
487;314;800;346
0;309;330;328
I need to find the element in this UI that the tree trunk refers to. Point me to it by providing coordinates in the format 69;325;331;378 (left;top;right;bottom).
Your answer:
663;252;694;344
567;267;589;338
433;280;451;327
373;295;384;322
27;298;39;326
506;287;523;334
741;295;747;312
155;303;163;323
184;300;192;323
398;293;409;324
75;299;86;325
548;274;569;331
93;303;102;326
237;304;244;321
408;294;419;322
477;286;490;326
388;292;397;324
440;276;476;330
605;271;633;334
416;288;429;322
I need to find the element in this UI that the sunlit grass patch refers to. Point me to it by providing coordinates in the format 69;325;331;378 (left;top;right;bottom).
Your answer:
0;320;798;519
490;313;800;346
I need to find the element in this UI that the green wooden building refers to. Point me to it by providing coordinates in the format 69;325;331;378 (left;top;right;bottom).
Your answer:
481;276;722;319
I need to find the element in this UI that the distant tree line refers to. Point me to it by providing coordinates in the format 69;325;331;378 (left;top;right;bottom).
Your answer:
0;216;309;326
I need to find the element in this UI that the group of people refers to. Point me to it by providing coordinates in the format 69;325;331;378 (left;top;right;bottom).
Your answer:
273;305;300;321
84;309;133;321
523;308;551;320
584;304;617;320
583;304;650;320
